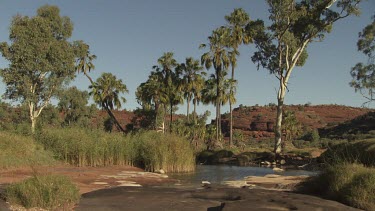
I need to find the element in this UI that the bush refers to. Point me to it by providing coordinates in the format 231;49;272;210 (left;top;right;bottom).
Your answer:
297;163;375;210
5;174;80;210
0;132;55;169
301;129;320;142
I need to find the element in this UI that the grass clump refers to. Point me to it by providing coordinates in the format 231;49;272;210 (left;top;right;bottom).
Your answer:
0;132;55;169
5;174;80;210
297;163;375;210
133;131;195;173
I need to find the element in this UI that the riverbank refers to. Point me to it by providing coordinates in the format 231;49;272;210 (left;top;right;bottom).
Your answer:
0;165;360;211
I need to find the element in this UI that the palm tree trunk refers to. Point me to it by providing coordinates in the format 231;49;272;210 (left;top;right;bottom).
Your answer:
187;95;190;122
230;101;233;147
216;69;220;141
104;103;126;133
193;99;197;123
229;66;235;147
170;102;173;133
155;103;159;130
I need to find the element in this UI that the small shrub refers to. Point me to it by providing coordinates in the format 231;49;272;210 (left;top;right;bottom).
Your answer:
5;174;80;210
301;130;320;142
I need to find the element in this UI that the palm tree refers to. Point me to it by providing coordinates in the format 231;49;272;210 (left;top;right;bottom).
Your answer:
225;8;251;147
179;57;205;122
192;74;206;123
89;72;128;133
153;52;182;132
200;27;231;140
136;71;168;131
202;73;237;143
74;41;97;84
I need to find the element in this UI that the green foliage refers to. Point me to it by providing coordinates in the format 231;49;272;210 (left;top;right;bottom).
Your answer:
297;163;375;210
89;72;128;133
0;5;79;132
5;174;80;210
35;128;195;172
283;110;303;143
90;72;128;110
350;15;375;105
320;139;375;167
58;86;93;127
172;111;210;146
301;129;320;142
249;0;362;153
178;57;205;121
0;132;55;169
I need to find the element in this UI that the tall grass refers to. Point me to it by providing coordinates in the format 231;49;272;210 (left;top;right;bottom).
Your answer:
0;132;55;169
297;163;375;210
36;128;195;172
5;174;80;210
320;139;375;166
133;131;195;172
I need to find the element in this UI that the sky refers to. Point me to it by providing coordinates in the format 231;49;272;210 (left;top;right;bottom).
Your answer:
0;0;374;120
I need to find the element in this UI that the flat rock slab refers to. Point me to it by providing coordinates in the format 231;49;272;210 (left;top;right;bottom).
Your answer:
75;186;359;211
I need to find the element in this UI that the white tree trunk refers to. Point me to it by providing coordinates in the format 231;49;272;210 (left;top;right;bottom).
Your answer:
274;80;286;154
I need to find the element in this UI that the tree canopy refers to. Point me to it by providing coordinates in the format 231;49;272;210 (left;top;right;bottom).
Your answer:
250;0;362;154
350;15;375;105
0;5;78;132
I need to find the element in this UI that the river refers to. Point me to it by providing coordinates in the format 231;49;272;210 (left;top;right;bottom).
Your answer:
169;165;316;185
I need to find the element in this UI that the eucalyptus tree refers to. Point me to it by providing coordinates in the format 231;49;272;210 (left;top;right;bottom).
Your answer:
179;57;206;121
250;0;362;154
58;86;91;127
152;52;183;132
200;27;231;140
225;8;252;147
89;72;128;133
0;5;78;133
350;15;375;106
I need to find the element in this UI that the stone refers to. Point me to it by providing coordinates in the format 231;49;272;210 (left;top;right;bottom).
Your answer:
280;159;286;165
272;167;284;172
155;169;165;174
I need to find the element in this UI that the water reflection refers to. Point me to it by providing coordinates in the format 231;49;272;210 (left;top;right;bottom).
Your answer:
170;165;316;185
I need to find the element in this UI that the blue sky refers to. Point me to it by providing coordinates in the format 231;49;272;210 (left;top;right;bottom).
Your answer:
0;0;374;119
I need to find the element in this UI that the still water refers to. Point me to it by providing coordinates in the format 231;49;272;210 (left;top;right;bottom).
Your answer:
169;165;316;185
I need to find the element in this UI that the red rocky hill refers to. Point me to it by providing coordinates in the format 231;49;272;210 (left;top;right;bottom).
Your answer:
220;104;373;139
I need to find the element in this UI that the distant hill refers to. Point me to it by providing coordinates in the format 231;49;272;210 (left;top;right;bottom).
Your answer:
220;104;373;139
319;111;375;139
90;104;373;137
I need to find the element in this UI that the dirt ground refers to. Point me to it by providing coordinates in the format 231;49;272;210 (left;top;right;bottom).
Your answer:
0;165;360;211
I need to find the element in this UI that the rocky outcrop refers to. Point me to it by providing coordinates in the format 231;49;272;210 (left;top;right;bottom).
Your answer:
221;105;373;139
